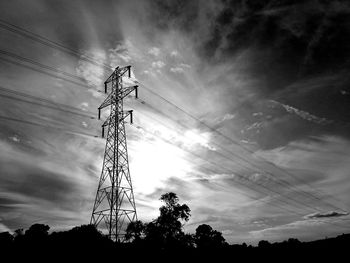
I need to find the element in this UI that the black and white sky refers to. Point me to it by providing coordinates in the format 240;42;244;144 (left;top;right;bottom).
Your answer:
0;0;350;244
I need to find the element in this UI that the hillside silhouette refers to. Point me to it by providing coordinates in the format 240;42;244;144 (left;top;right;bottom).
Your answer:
0;192;349;261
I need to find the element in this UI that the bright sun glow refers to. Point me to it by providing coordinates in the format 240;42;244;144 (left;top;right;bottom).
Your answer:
181;129;215;150
140;115;215;151
130;136;193;194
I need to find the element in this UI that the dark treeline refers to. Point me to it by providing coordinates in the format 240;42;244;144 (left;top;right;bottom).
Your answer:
0;193;349;261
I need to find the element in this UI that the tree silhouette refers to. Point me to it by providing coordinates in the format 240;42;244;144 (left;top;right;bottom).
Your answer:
1;190;350;260
125;192;192;249
0;231;13;248
157;192;191;235
145;192;191;248
25;224;50;238
125;220;145;242
13;228;24;245
22;223;50;248
195;224;227;249
258;240;271;249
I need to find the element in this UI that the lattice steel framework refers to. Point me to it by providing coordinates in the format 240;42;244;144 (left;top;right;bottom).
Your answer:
91;65;138;241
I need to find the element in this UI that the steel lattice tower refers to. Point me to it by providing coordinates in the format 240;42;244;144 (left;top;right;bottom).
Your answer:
91;65;138;241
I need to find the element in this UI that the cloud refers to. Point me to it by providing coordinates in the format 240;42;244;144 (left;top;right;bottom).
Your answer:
222;113;235;121
170;63;191;73
214;114;236;126
0;131;102;230
271;100;333;125
109;42;132;63
179;63;191;68
9;134;20;143
0;222;11;233
248;210;350;243
148;47;160;56
305;211;349;219
109;39;144;67
0;139;84;208
252;135;350;213
170;66;184;73
79;102;89;111
340;90;349;95
1;0;350;244
87;89;102;98
76;48;106;98
170;50;179;57
151;60;165;69
249;219;325;238
137;120;215;151
181;129;216;151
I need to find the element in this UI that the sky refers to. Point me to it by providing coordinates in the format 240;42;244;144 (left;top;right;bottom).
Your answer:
0;0;350;244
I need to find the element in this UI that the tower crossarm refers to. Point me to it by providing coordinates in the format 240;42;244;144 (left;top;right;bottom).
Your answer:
117;85;138;100
104;65;131;88
98;92;113;112
98;85;138;119
101;110;133;137
104;66;119;86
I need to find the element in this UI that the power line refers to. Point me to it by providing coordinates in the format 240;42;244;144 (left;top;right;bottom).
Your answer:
0;19;111;70
1;46;345;213
4;87;312;218
2;18;348;232
132;132;313;219
131;121;328;213
0;85;94;114
130;123;350;231
131;123;311;213
0;19;342;203
0;49;108;96
132;96;347;212
0;89;95;119
2;108;346;231
135;83;347;212
0;114;99;138
2;110;347;230
0;49;95;87
0;56;93;91
0;19;346;213
0;49;88;82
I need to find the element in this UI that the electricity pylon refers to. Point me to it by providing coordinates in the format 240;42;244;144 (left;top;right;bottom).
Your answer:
91;65;138;241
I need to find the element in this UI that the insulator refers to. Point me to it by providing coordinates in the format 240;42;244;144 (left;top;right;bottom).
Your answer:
129;110;133;124
135;86;138;99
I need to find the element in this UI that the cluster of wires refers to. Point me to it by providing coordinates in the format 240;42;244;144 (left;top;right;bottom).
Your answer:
0;18;349;230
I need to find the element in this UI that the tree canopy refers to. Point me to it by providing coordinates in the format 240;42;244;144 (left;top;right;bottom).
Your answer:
195;224;227;249
0;192;349;261
125;192;227;250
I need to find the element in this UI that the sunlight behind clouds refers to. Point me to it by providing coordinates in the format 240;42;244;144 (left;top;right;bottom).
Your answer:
182;129;216;151
129;137;193;194
1;0;350;245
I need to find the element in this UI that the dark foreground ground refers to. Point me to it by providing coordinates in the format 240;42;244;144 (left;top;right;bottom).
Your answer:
1;227;349;262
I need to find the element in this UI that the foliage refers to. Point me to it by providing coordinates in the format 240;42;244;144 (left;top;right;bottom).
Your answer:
25;223;50;238
2;192;348;260
125;220;145;242
194;224;227;249
126;192;192;248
